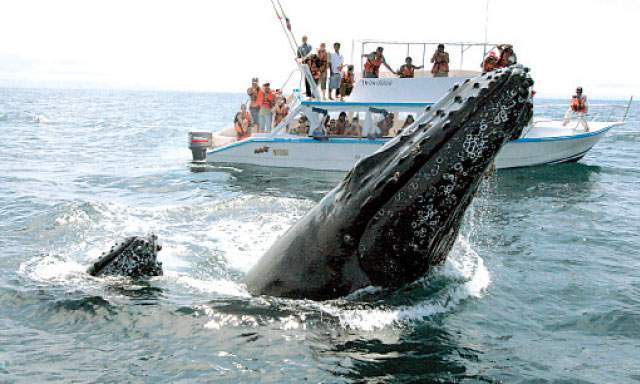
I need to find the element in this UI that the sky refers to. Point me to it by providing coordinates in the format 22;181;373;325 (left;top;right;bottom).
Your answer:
0;0;637;99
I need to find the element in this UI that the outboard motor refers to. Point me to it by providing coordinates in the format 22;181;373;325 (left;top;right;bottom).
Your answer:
188;131;213;161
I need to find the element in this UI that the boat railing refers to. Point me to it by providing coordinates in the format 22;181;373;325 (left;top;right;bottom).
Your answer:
534;97;634;124
353;39;500;78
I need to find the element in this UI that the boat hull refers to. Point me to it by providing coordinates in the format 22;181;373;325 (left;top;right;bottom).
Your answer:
205;125;614;171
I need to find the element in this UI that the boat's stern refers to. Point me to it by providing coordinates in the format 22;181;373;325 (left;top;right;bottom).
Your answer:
188;131;213;161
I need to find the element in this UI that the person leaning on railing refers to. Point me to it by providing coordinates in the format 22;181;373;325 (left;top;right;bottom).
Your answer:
362;46;394;78
563;86;589;131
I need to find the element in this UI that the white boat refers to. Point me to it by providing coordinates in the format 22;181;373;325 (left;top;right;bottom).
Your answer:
189;41;631;171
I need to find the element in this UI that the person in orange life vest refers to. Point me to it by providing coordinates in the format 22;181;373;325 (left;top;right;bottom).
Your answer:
397;56;424;78
256;82;275;133
362;46;394;78
430;44;450;77
340;65;355;101
246;78;260;129
317;43;329;100
234;104;252;140
563;86;590;131
272;97;289;127
496;44;517;68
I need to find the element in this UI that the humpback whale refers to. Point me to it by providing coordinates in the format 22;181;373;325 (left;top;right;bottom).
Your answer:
244;66;534;300
87;234;163;278
86;66;533;301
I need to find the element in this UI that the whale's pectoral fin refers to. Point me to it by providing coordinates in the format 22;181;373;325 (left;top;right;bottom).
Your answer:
87;234;163;278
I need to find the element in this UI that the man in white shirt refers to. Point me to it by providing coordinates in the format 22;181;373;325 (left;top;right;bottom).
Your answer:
328;42;344;100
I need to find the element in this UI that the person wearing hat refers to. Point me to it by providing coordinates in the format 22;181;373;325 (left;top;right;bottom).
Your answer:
430;44;450;77
246;78;261;130
256;82;275;132
362;46;394;78
563;86;589;131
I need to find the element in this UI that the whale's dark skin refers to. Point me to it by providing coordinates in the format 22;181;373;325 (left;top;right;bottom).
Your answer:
87;234;163;278
244;66;534;300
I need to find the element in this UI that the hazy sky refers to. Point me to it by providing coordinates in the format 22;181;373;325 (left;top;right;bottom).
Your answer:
0;0;637;98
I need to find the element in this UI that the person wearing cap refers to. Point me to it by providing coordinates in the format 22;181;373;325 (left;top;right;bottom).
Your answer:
430;44;450;77
563;86;589;131
256;82;275;132
362;47;394;78
397;57;423;78
246;78;261;130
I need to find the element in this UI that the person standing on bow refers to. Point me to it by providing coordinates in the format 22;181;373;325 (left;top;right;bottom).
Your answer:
256;82;275;133
563;86;589;131
246;78;261;130
328;42;344;100
397;57;423;78
362;46;394;78
430;44;450;77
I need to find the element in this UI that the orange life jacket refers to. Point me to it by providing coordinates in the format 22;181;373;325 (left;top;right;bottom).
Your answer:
256;90;274;109
364;54;382;76
399;65;415;78
571;96;587;113
431;53;449;74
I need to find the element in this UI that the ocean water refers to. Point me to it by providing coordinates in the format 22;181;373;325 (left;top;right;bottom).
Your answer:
0;87;638;383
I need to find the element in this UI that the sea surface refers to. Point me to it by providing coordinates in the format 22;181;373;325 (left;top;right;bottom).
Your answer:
0;87;638;383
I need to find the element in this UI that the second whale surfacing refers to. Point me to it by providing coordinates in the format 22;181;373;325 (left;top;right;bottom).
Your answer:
244;66;534;300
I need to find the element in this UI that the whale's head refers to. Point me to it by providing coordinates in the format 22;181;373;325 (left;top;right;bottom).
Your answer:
245;66;534;299
334;66;534;287
87;234;163;278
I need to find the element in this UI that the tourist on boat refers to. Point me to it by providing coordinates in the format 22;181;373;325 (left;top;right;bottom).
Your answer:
247;78;261;129
482;52;498;72
257;82;275;132
297;35;312;59
317;43;329;99
430;44;450;77
328;42;344;100
340;65;355;101
334;112;349;135
304;54;321;98
563;86;589;131
234;104;252;140
362;47;394;78
291;115;309;135
397;57;423;78
376;113;395;137
344;115;361;136
272;97;289;127
496;44;517;68
399;115;415;133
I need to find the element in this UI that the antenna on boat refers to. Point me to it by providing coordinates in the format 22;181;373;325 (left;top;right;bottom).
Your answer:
483;0;490;55
269;0;298;60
